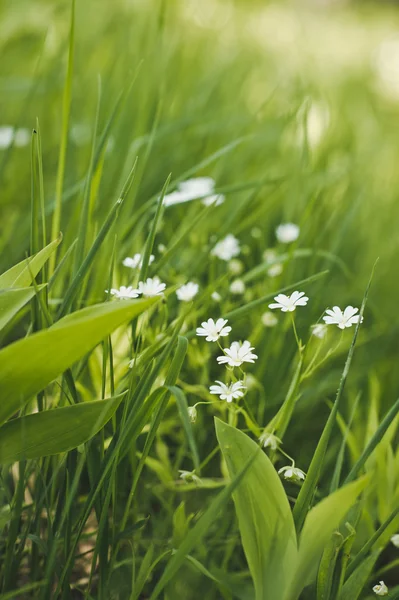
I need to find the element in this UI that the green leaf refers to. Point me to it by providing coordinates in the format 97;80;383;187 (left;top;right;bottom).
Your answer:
0;297;157;425
284;478;368;600
0;395;124;464
0;236;62;290
215;419;298;600
338;551;380;600
0;286;46;332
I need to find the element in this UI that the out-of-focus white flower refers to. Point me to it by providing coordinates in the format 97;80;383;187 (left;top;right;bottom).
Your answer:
228;259;244;275
259;432;281;450
261;311;278;327
311;323;328;339
276;223;300;244
164;177;224;207
211;291;222;302
299;101;330;149
158;243;166;253
0;126;30;149
107;286;139;300
268;263;283;277
278;465;306;482
230;279;245;295
179;470;202;485
176;282;199;302
374;36;399;100
188;406;197;423
196;318;231;342
136;277;166;297
209;380;246;403
211;234;240;261
391;534;399;548
70;123;92;146
269;291;309;312
323;306;363;329
123;254;155;269
217;341;258;367
373;581;389;596
263;248;278;262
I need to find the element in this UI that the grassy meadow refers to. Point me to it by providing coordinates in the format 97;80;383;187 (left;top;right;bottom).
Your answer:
2;0;399;598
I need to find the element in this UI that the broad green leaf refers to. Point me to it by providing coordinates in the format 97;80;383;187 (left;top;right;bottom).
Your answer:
0;286;46;332
0;236;62;290
338;551;380;600
0;297;157;425
0;395;124;464
284;477;368;600
215;419;298;600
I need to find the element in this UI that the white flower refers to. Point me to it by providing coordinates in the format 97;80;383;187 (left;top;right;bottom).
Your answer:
230;279;245;295
179;470;202;485
209;380;246;403
107;286;139;300
70;123;91;146
278;465;306;482
164;177;224;207
176;282;199;302
261;311;278;327
276;223;300;244
269;291;309;312
136;277;166;297
373;581;389;596
0;126;30;150
268;263;283;277
187;406;197;423
259;432;281;450
217;341;258;367
311;323;328;339
228;259;244;275
211;234;240;261
391;534;399;548
323;306;363;330
211;291;222;302
263;248;278;262
123;253;155;269
158;243;166;253
196;318;231;342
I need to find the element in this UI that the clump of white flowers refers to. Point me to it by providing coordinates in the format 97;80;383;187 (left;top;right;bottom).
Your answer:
323;306;363;329
123;253;154;269
372;581;388;596
211;234;240;261
136;277;166;297
275;223;300;244
176;282;199;302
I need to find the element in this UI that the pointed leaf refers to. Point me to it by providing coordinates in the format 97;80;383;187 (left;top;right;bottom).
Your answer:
215;419;298;600
0;286;46;331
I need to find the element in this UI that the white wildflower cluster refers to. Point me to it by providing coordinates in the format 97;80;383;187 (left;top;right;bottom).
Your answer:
195;317;258;405
108;256;166;301
164;177;224;207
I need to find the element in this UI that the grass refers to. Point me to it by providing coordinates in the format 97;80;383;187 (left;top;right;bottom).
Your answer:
2;0;399;598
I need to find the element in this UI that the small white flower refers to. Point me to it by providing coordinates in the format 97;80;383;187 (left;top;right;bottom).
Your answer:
261;311;278;327
209;380;246;403
269;291;309;312
217;341;258;368
263;248;278;262
373;581;389;596
276;223;300;244
136;277;166;297
107;286;140;300
211;234;240;261
230;279;245;295
164;177;224;207
158;243;166;253
179;470;202;485
211;291;222;302
259;432;281;450
187;406;197;423
267;263;283;277
0;126;14;149
323;306;363;330
311;323;328;339
196;318;231;342
278;465;306;482
391;533;399;548
228;259;244;275
176;282;199;302
123;253;155;269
